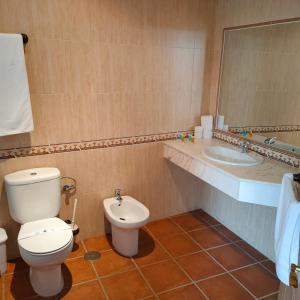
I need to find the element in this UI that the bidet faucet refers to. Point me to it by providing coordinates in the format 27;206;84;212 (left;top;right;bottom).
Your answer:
114;189;122;201
240;140;250;153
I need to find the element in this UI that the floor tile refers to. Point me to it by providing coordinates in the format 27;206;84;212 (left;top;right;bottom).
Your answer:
93;249;135;276
232;264;280;298
63;257;96;286
102;269;153;300
67;240;86;260
141;260;190;293
261;260;276;275
60;280;106;299
146;219;184;238
159;233;201;257
236;241;267;261
188;227;230;249
171;213;209;232
159;284;206;300
194;210;220;225
215;225;241;242
263;293;279;299
83;235;112;252
4;271;37;300
134;230;170;267
197;274;254;300
208;244;255;271
176;251;224;281
263;294;279;300
6;257;29;274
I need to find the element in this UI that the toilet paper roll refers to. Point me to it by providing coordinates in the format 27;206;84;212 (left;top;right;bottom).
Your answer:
216;115;224;129
201;115;213;129
203;128;213;139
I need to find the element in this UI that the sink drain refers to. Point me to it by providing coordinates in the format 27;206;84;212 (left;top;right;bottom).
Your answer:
119;217;125;221
84;251;101;261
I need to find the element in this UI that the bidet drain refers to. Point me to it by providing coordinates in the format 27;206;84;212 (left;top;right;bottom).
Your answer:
84;251;101;261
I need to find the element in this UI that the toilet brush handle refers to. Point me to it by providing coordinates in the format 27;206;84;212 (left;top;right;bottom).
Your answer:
71;198;78;229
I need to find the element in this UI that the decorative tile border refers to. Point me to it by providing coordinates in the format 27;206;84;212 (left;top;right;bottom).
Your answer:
230;125;300;134
2;129;298;168
213;129;300;168
0;131;192;160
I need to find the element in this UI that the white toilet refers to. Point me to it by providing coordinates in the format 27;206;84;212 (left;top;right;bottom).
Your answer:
4;168;73;297
103;193;150;257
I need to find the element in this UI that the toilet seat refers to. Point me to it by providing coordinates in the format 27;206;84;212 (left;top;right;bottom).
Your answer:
18;217;73;255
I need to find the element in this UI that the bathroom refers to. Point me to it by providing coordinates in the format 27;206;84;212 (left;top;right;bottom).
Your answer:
0;0;300;299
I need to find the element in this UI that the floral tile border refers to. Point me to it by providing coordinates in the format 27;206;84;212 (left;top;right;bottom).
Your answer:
0;131;192;160
213;129;300;168
230;125;300;134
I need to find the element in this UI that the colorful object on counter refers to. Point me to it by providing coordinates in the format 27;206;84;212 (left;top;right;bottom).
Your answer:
177;132;186;142
177;132;183;141
187;133;194;143
242;130;248;137
177;132;194;142
248;130;253;138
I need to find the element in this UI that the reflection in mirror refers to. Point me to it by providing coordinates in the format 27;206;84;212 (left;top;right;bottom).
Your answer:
218;20;300;155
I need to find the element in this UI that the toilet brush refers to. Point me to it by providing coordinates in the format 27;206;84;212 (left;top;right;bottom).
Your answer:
65;198;79;236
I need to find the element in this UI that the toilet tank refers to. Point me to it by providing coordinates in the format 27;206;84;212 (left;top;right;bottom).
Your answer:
4;168;61;224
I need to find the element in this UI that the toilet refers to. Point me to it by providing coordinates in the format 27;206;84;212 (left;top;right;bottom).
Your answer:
103;195;149;257
4;168;73;297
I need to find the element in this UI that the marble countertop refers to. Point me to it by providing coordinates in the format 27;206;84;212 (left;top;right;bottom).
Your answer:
163;139;298;207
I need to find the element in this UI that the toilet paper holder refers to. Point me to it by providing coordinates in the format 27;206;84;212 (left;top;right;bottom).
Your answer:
290;263;300;288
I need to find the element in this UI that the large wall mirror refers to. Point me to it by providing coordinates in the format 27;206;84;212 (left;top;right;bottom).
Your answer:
217;19;300;156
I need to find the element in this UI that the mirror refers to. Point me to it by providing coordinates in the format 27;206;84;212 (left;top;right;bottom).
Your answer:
217;20;300;155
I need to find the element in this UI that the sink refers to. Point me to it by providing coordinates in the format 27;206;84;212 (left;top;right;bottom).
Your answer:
203;146;263;166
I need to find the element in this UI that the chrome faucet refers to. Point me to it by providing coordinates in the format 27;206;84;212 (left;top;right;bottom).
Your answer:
240;140;250;153
114;189;122;201
264;137;277;145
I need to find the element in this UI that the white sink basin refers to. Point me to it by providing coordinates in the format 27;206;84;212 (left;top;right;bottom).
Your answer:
203;146;263;166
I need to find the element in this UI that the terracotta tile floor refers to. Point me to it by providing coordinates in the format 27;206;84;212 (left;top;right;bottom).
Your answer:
0;210;280;300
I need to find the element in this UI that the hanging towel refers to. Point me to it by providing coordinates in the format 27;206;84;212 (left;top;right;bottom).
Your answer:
0;33;33;136
275;173;300;285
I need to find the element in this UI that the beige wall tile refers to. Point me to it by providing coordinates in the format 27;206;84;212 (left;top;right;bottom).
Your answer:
0;0;216;259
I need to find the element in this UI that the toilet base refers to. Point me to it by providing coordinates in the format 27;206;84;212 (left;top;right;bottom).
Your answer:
112;225;139;257
30;264;64;297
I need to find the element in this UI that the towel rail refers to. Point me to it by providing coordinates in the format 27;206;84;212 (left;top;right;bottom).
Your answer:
21;33;28;45
293;173;300;183
290;264;300;288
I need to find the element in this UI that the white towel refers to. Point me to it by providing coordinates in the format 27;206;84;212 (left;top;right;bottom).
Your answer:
275;173;300;285
0;33;33;136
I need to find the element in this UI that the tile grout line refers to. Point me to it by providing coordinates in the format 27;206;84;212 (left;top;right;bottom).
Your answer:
259;290;279;299
81;240;111;300
180;215;277;278
185;227;258;299
258;261;277;277
169;218;259;300
131;258;159;300
145;225;210;300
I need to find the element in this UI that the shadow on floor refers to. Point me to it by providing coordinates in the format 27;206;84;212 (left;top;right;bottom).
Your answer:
9;262;72;299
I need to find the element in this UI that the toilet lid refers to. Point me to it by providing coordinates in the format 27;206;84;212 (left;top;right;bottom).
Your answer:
18;217;73;254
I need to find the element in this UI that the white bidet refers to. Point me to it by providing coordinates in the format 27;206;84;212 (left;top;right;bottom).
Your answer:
103;195;150;257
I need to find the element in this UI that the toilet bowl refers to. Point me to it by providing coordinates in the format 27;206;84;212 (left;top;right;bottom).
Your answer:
18;217;73;297
103;196;149;257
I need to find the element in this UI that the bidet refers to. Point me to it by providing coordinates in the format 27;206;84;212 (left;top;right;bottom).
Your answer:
103;194;150;256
